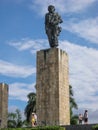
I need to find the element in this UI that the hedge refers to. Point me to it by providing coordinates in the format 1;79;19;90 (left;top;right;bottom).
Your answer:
0;126;65;130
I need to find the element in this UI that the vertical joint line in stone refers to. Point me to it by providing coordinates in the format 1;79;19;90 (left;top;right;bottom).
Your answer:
43;49;50;63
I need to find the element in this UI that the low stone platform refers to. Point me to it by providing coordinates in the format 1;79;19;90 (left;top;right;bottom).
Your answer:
63;124;96;130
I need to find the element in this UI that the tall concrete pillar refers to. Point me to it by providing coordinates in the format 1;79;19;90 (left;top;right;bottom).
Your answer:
0;83;8;128
36;48;70;125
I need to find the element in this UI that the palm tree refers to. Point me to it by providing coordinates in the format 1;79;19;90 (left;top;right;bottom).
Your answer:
70;85;78;109
69;85;78;124
24;92;36;122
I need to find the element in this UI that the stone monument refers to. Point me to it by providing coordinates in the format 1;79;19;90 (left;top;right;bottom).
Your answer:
0;83;9;128
36;5;70;126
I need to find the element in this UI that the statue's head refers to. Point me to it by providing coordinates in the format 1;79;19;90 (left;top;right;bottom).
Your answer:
48;5;55;13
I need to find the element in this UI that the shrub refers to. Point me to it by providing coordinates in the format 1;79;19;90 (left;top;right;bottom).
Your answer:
0;126;65;130
92;124;98;130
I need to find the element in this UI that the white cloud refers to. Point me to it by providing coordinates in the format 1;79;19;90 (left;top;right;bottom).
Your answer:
60;40;98;123
8;38;36;51
89;109;98;123
63;17;98;44
8;105;26;120
60;40;98;110
31;0;96;15
8;39;48;53
0;60;36;78
8;106;18;113
9;82;36;101
8;82;36;120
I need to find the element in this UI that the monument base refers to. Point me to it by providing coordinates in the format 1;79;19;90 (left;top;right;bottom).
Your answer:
36;48;70;125
0;83;8;128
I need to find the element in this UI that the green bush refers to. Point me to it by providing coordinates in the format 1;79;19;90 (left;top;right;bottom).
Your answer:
0;126;65;130
92;124;98;130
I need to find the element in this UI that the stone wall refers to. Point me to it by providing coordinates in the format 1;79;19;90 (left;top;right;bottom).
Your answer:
0;83;8;128
36;48;70;126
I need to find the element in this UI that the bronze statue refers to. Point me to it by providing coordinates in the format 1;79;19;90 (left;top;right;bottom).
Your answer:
45;5;63;48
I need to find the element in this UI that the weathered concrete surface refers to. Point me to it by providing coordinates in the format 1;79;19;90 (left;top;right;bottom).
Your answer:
0;83;8;128
36;48;70;126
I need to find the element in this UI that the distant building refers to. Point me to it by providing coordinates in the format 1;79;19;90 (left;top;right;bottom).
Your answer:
0;83;9;128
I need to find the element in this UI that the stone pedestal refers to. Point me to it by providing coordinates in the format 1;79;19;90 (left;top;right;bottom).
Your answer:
0;83;8;128
36;48;70;125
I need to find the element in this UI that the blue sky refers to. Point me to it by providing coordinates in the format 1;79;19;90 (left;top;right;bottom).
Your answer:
0;0;98;123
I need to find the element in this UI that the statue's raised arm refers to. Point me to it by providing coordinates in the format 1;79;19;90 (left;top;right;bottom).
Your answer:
45;5;63;48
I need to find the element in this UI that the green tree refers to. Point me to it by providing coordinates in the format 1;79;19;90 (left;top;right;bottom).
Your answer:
24;92;36;122
8;112;17;128
8;109;23;128
15;109;23;127
69;85;78;124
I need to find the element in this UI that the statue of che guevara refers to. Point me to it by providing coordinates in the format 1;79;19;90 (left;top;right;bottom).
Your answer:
45;5;63;48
